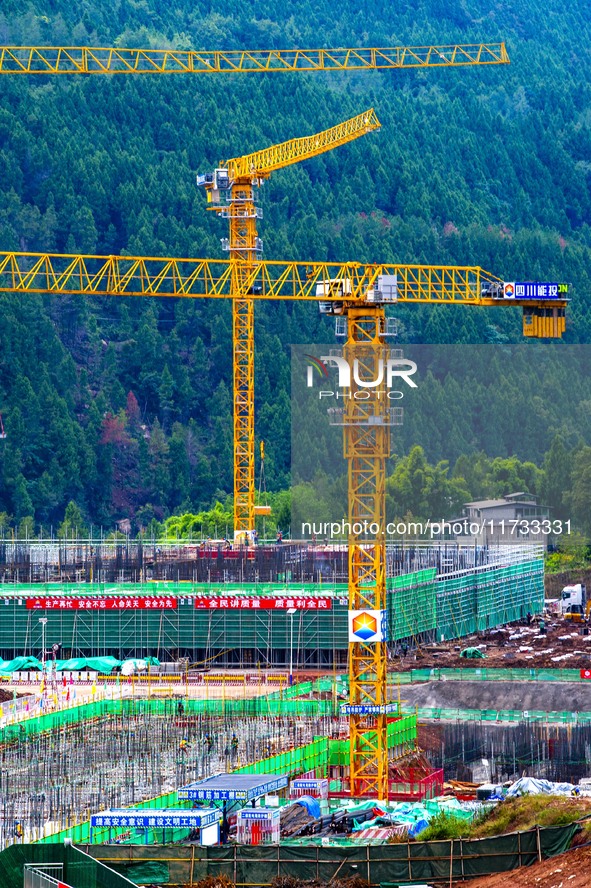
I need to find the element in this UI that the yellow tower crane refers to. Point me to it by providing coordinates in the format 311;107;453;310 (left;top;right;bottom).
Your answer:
197;109;380;537
0;40;509;535
0;252;568;797
2;38;565;800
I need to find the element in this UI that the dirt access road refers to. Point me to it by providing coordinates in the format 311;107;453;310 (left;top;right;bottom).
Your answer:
458;845;591;887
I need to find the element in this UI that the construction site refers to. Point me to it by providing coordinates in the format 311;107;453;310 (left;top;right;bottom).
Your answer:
1;536;590;886
0;30;586;888
0;541;543;663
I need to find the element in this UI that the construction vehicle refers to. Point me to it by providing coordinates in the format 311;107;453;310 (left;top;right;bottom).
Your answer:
561;583;588;621
564;601;591;623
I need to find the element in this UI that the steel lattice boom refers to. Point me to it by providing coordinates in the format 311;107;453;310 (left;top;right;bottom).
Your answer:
0;43;509;75
0;252;565;308
0;251;566;336
223;109;381;181
0;252;504;302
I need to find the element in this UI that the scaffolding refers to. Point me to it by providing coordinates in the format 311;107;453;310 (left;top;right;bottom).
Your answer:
435;557;544;642
0;702;345;847
0;692;417;847
0;539;532;584
388;569;437;642
0;547;544;663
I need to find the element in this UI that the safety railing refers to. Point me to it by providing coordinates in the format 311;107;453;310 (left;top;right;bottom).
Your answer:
23;865;71;888
389;768;445;801
410;705;591;724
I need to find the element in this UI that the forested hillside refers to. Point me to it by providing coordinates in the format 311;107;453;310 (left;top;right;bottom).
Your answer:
0;0;590;535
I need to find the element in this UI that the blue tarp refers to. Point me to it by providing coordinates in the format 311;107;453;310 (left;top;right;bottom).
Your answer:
409;818;430;837
293;796;321;819
506;777;575;797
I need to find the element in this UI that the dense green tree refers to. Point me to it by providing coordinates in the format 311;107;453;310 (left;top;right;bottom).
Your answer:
0;0;591;533
541;435;573;520
386;445;470;522
57;500;88;539
12;474;33;521
567;447;591;539
158;364;175;431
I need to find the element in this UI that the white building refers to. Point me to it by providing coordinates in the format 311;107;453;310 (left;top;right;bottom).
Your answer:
460;492;550;548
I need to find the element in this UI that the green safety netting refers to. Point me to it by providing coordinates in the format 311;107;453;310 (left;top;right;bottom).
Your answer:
0;822;581;886
388;569;438;641
0;843;135;888
0;558;544;660
82;821;580;884
412;707;591;723
435;559;543;642
387;561;543;644
108;862;169;884
3;674;591;750
388;667;589;683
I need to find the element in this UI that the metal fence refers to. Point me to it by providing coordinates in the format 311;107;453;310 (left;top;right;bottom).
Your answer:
23;865;70;888
390;667;588;683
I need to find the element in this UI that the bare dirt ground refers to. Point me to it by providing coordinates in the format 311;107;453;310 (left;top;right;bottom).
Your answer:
390;616;591;672
457;845;591;887
401;679;591;711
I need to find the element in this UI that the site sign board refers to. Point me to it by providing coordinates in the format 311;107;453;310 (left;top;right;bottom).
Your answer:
25;597;177;610
193;597;332;609
503;282;566;299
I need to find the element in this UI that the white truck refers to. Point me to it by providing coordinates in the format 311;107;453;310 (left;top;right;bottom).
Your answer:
560;583;587;621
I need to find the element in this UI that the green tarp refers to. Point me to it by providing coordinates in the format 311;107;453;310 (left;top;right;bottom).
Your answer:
2;821;579;886
0;843;135;888
460;647;486;659
109;862;169;885
0;655;160;675
0;656;43;674
89;821;579;884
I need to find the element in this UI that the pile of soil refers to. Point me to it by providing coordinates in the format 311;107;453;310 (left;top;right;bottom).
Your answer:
458;845;591;887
